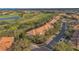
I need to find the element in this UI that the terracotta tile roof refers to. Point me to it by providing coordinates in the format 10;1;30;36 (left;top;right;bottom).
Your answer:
0;37;14;51
74;24;79;30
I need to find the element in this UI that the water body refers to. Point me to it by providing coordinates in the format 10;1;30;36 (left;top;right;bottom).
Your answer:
0;16;20;20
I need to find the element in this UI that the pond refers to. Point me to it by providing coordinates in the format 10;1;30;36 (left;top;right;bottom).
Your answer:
0;16;20;20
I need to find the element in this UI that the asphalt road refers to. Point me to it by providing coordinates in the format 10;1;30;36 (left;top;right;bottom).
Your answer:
32;22;67;51
46;22;67;49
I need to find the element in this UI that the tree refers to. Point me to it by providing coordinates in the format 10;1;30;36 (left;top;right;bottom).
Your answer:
9;38;31;51
28;35;47;44
53;41;73;51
